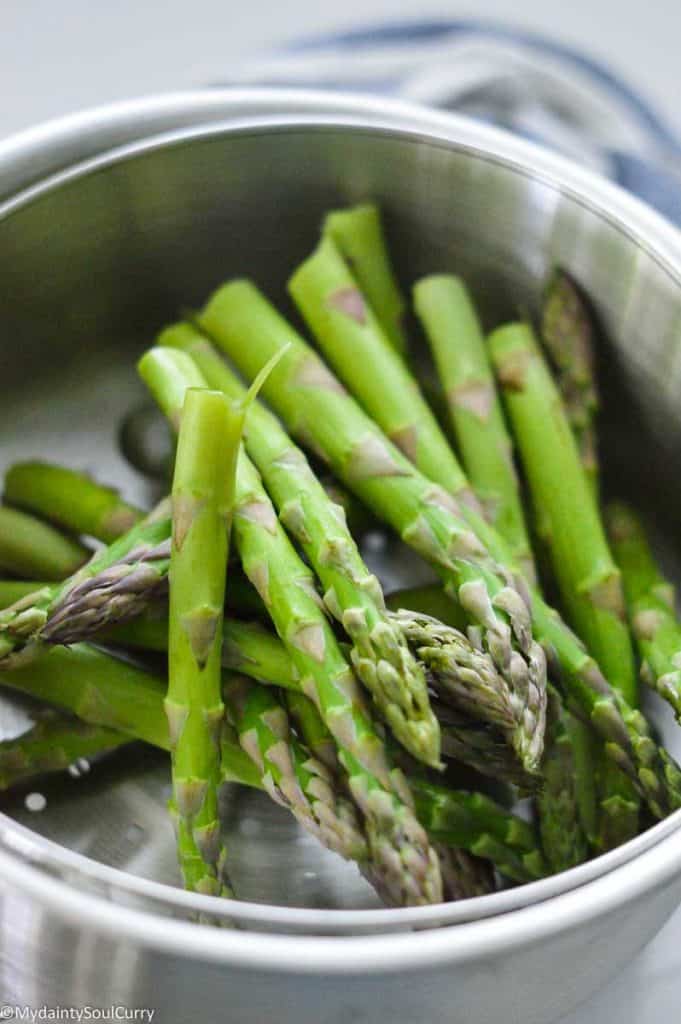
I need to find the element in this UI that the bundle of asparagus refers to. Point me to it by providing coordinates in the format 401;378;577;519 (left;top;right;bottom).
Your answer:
1;202;681;915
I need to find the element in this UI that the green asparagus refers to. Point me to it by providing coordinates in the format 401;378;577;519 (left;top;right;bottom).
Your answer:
323;202;408;356
536;690;590;872
284;237;478;507
199;279;681;818
139;344;443;906
540;269;599;496
490;322;640;846
413;275;535;581
5;462;143;543
166;387;236;894
159;322;439;768
607;502;681;719
0;710;128;791
0;505;88;581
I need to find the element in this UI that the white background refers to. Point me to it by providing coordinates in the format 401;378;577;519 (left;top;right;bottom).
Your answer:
2;2;681;1021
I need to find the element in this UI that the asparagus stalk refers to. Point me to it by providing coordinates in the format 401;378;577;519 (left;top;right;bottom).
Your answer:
536;690;590;872
436;845;496;899
202;281;548;769
284;689;340;772
224;675;369;865
435;701;538;791
159;323;439;768
284;236;478;508
0;505;88;581
0;500;172;664
607;502;681;719
540;270;599;496
199;280;681;819
166;387;236;895
323;202;408;356
412;778;546;883
413;275;535;582
4;462;143;543
391;608;538;766
0;646;543;885
139;345;442;907
489;322;640;846
0;710;128;790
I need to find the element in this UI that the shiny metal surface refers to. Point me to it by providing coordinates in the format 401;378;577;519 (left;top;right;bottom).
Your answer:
2;89;681;1021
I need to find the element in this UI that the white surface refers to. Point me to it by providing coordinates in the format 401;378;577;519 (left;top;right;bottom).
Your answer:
1;2;681;1020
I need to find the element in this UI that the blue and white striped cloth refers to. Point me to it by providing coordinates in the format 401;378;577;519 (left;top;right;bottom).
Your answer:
225;18;681;226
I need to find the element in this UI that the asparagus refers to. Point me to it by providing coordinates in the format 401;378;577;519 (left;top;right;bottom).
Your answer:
200;280;681;819
391;608;540;769
489;322;640;846
435;702;538;791
202;281;547;768
0;500;172;664
540;270;599;496
607;502;681;719
284;689;340;772
166;387;236;895
536;690;590;872
284;237;478;508
0;710;128;790
435;845;496;899
159;323;439;768
5;462;143;543
224;675;369;865
139;345;442;907
323;203;408;356
412;778;546;883
413;275;535;582
0;646;544;886
0;505;88;581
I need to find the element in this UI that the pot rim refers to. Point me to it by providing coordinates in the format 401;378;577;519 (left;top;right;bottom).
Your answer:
1;86;681;955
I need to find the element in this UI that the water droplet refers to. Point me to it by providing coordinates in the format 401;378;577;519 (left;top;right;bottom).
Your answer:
68;764;81;778
77;758;90;773
25;792;46;813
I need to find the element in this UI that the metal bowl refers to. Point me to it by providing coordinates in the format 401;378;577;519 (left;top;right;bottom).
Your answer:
2;89;681;1023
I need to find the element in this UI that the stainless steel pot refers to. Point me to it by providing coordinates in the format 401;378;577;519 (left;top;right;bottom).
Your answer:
1;88;681;1023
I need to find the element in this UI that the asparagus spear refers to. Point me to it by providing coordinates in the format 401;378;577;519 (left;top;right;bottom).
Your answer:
540;270;599;496
224;675;369;865
489;322;640;847
536;689;590;872
139;345;442;907
284;689;340;772
285;236;478;508
199;280;681;819
159;323;439;768
0;647;542;885
166;386;236;895
0;505;88;581
4;462;143;543
391;608;538;765
323;202;408;356
0;710;128;790
435;845;496;899
413;275;535;582
0;500;172;664
412;778;546;883
437;709;538;792
202;282;547;769
607;502;681;719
